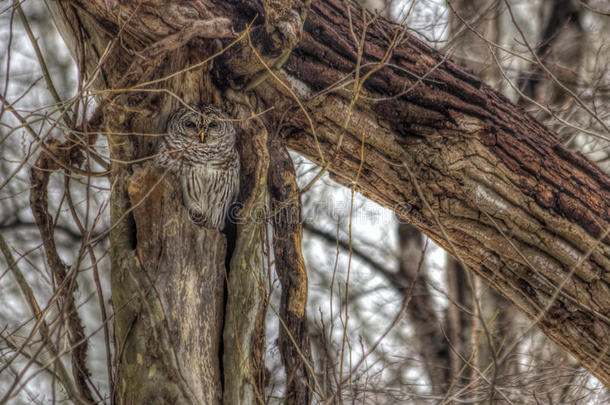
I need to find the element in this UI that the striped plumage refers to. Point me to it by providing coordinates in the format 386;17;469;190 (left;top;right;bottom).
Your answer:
156;104;239;229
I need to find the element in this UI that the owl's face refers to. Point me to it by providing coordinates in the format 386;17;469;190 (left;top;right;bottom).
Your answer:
165;104;235;157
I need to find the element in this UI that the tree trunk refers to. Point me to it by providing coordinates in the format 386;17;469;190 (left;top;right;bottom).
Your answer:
395;223;450;394
518;0;584;111
45;0;610;390
121;167;225;404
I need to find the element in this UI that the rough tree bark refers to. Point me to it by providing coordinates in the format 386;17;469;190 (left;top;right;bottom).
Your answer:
44;0;609;398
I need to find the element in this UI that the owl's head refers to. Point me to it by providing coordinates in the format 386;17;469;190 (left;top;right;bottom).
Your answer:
166;104;235;151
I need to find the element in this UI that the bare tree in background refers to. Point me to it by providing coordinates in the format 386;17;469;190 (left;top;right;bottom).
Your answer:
1;0;609;404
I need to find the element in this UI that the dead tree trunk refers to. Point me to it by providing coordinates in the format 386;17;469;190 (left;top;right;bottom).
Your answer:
45;0;610;392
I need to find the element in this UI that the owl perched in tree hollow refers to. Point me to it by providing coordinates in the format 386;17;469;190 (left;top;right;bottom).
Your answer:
156;104;240;230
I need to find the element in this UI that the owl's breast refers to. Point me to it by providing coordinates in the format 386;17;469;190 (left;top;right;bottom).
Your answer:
181;162;239;229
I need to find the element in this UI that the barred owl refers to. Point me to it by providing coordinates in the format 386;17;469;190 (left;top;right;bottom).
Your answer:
156;104;239;230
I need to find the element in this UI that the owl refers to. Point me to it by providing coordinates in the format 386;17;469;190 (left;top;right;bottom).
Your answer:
156;104;240;230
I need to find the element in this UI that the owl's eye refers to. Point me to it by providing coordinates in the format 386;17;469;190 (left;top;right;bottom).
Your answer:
208;121;219;129
184;120;197;129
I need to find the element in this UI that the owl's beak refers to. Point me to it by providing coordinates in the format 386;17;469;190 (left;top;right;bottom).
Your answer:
200;130;205;143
